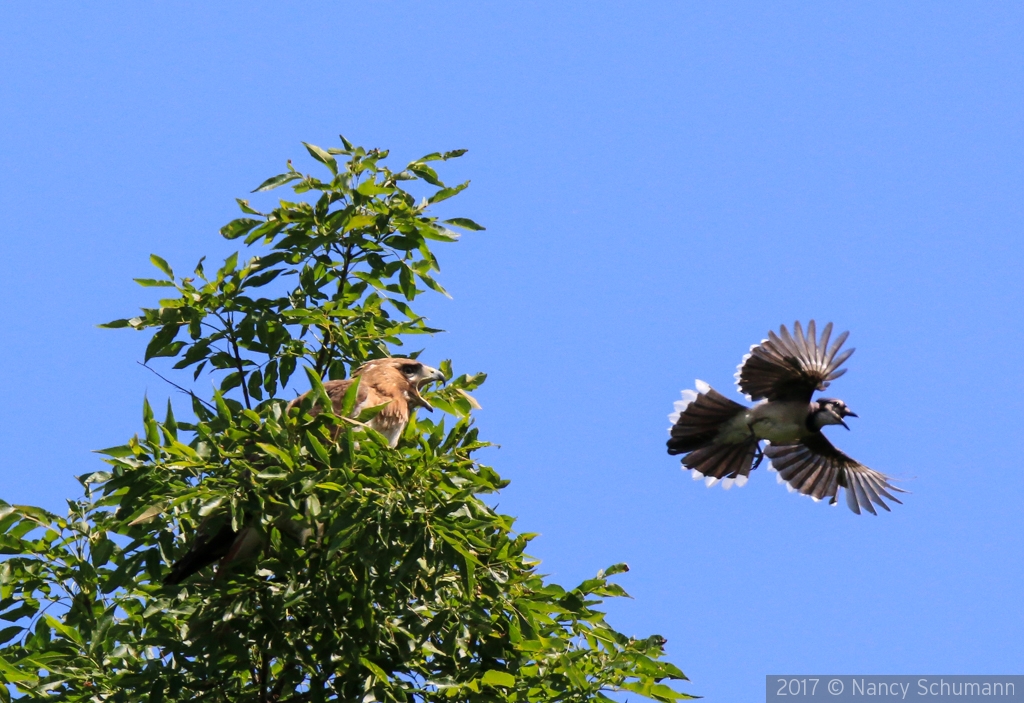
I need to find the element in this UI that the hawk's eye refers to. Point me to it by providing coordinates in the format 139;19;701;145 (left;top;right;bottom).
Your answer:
401;364;421;375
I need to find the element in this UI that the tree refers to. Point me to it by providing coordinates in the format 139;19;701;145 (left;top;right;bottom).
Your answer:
0;138;694;702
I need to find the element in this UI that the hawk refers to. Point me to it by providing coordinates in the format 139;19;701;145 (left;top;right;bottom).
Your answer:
163;357;444;584
666;321;904;514
287;357;445;447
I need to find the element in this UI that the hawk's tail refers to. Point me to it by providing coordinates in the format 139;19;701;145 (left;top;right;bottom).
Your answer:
667;381;758;488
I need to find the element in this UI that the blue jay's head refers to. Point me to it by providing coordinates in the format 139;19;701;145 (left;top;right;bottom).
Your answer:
816;398;858;430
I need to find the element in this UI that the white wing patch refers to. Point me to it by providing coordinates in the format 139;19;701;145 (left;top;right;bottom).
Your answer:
685;467;750;490
733;340;764;401
667;386;701;430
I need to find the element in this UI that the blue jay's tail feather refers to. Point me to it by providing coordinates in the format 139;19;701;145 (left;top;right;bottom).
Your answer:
667;381;746;455
667;381;758;489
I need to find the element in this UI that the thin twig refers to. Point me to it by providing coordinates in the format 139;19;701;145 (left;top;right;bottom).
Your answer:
230;335;253;410
137;362;217;412
314;243;355;377
212;311;252;410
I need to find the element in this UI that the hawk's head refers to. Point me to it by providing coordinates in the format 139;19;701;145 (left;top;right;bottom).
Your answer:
354;357;445;410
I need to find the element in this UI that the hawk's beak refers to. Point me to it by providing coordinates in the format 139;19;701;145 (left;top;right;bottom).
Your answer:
845;410;858;418
415;365;445;412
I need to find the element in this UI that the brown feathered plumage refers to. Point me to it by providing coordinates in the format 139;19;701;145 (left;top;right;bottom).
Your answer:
287;357;445;447
163;358;444;585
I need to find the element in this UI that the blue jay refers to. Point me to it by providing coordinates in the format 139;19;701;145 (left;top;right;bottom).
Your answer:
667;321;903;514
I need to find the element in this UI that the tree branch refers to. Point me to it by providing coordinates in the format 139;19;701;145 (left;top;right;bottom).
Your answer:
137;362;217;412
213;311;252;410
259;649;271;703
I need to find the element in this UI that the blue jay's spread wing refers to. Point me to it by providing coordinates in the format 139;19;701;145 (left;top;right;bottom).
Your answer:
736;321;854;403
764;434;905;515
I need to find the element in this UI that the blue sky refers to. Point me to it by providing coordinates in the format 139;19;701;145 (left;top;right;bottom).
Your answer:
2;3;1023;700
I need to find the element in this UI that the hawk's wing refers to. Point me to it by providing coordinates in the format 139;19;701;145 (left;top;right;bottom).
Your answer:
163;515;238;584
323;379;366;415
287;379;376;417
735;320;854;402
328;374;408;448
763;434;905;515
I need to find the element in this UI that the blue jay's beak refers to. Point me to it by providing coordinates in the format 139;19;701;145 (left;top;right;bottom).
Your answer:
841;408;857;429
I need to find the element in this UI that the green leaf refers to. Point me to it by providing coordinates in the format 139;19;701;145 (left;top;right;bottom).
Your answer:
409;163;445;187
305;432;332;465
127;504;164;527
244;220;286;245
93;444;135;458
252;172;300;192
301;367;334;417
600;563;630;577
303;142;338;174
235;198;263;215
316;482;347;492
220;217;262;240
198;495;225;517
420;226;460;243
242;268;283;289
0;654;36;683
221;251;239;274
355;402;389;423
481;670;516;688
343;214;377;233
443;217;486;231
428;180;469;204
133;278;176;288
256;443;295;470
145;323;183;362
0;627;22;647
356;179;393;196
340;375;361;417
150;254;174;280
417;271;450;299
359;657;388;681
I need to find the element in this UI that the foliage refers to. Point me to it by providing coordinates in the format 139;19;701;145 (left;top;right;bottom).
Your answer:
0;139;694;701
